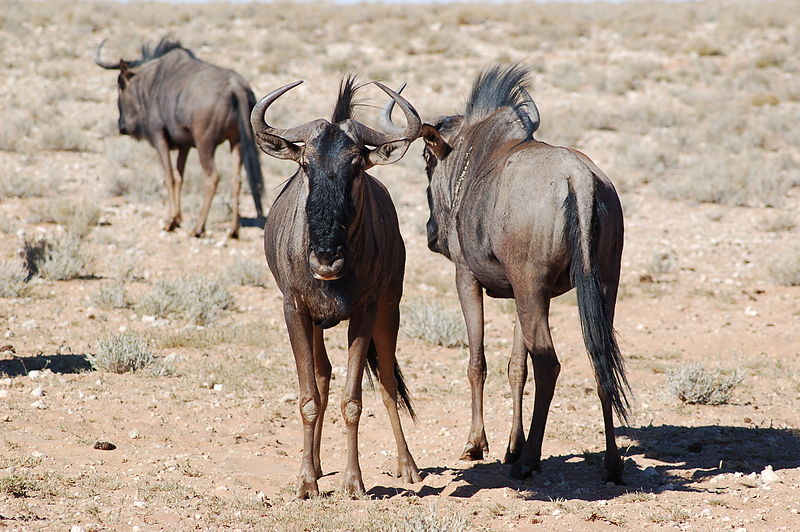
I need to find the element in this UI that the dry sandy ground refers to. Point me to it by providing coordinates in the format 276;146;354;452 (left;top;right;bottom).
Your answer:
1;1;799;530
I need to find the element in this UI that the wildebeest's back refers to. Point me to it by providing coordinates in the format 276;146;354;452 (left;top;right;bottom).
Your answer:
456;141;612;298
264;173;404;324
141;49;252;148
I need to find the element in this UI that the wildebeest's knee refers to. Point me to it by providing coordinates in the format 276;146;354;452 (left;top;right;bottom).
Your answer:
300;398;319;425
341;399;362;425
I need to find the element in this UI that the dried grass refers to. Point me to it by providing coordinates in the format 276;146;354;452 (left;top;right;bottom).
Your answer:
667;363;744;405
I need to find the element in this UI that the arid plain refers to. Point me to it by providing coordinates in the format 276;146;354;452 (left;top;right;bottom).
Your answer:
1;1;799;530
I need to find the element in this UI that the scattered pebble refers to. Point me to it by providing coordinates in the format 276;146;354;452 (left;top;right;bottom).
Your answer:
760;465;781;484
213;383;224;391
129;429;140;439
30;399;48;410
0;390;8;399
21;320;37;330
30;386;45;397
70;526;86;532
132;501;147;508
93;441;116;451
642;466;658;479
28;370;41;379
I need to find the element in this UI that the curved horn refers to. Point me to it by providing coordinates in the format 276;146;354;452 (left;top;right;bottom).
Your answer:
373;81;422;141
379;82;406;136
94;39;120;70
250;81;326;143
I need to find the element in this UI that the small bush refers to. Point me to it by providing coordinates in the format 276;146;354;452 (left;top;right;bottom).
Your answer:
0;110;32;152
137;276;233;325
0;171;51;198
757;213;796;232
0;260;31;298
39;125;89;152
667;363;743;405
403;302;467;348
27;198;100;238
0;474;36;498
224;258;268;287
91;281;130;309
768;250;800;286
21;234;92;281
89;332;154;373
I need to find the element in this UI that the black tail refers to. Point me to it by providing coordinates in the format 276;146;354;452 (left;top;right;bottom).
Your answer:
235;89;265;219
565;184;630;424
366;341;416;420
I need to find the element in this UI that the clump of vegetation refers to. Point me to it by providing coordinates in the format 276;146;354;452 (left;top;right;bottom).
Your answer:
21;234;92;281
0;110;32;152
667;363;744;405
403;302;467;348
88;332;155;373
91;263;136;309
27;197;101;238
38;125;89;152
0;260;30;298
768;250;800;286
383;504;472;532
0;474;36;498
138;276;233;325
757;213;796;232
0;170;53;199
224;257;268;287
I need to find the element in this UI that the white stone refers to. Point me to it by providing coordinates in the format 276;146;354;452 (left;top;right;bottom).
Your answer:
71;526;86;532
0;390;8;399
642;466;658;478
30;399;48;409
27;370;41;379
132;501;147;508
213;383;224;391
129;429;140;439
21;320;37;330
760;465;780;483
30;386;45;397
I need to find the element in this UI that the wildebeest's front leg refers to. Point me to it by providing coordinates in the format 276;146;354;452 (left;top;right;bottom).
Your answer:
152;133;180;232
191;139;220;237
311;325;331;479
372;300;421;483
455;267;489;461
510;290;559;480
504;316;528;464
341;306;378;496
283;301;321;499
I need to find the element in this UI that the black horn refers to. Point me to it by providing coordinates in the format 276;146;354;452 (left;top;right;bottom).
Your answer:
250;81;326;143
93;39;121;70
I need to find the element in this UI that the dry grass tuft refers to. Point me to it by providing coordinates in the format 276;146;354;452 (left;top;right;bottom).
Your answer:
21;233;92;281
402;301;467;348
667;363;744;405
768;249;800;286
89;332;154;374
0;260;31;298
137;276;233;325
27;197;101;238
224;257;268;287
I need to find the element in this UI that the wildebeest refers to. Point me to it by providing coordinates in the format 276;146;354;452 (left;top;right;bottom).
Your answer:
251;77;422;498
94;38;264;238
384;65;629;482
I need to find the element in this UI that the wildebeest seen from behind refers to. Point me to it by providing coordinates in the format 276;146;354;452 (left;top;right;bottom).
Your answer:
384;65;629;482
251;77;423;498
95;38;264;238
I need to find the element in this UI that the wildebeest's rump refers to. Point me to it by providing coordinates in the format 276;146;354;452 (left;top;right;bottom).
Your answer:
252;77;423;498
385;64;629;483
95;38;264;238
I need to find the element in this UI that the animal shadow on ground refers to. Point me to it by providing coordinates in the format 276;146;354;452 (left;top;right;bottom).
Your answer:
0;353;92;377
372;424;800;501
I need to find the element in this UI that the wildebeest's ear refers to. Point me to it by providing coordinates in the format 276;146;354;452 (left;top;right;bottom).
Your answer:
118;60;135;87
421;124;451;160
366;139;410;167
255;131;303;163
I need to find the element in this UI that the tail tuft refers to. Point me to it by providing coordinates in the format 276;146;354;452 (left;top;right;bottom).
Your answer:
367;341;416;420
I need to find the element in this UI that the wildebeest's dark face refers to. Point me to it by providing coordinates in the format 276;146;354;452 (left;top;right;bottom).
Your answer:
303;125;364;281
420;116;459;254
116;62;143;138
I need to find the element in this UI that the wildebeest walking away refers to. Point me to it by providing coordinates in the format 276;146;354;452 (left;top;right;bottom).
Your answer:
95;38;264;238
385;65;629;482
251;77;422;498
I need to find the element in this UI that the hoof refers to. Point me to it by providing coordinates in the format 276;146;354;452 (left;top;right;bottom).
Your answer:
509;461;540;480
190;227;204;238
397;458;422;484
342;476;366;497
603;466;625;485
503;448;522;465
227;229;239;240
460;441;488;461
163;219;180;232
296;476;320;500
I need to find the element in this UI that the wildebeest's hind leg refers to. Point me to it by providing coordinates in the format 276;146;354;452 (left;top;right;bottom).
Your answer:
455;268;489;461
341;308;378;496
227;141;243;239
504;316;527;464
311;325;331;479
510;290;560;480
283;302;321;499
174;146;189;228
153;134;180;232
372;300;422;484
190;140;221;237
